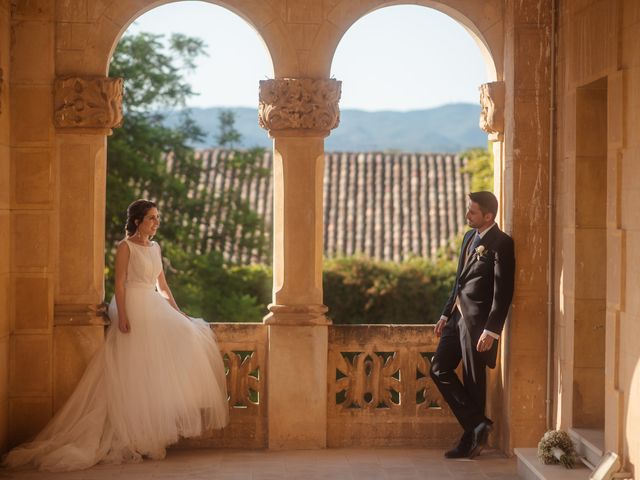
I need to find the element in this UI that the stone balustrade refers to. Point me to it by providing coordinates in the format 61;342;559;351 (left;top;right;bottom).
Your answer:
328;325;459;447
178;323;267;449
178;323;460;449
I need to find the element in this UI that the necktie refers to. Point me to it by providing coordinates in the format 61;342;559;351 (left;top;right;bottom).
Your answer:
465;231;481;265
471;232;482;251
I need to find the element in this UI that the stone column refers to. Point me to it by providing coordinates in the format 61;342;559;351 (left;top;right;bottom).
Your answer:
51;76;123;410
501;0;552;451
6;2;56;447
478;81;509;447
0;0;11;453
258;78;341;449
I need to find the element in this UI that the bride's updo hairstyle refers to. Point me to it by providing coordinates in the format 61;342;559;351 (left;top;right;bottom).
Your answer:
125;199;157;237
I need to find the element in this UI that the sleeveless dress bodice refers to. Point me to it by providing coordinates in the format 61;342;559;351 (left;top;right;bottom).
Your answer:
123;240;163;290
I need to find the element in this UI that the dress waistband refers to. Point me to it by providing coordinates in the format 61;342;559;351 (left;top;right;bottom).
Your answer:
125;282;156;291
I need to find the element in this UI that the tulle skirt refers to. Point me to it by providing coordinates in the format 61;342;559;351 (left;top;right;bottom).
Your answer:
3;287;229;472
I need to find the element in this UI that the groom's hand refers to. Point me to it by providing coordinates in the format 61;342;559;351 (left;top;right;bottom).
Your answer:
476;331;495;352
434;317;446;337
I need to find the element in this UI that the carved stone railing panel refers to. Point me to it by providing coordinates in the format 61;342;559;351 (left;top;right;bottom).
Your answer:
416;352;450;411
221;349;261;411
54;76;123;130
258;78;341;135
176;323;267;449
328;325;460;448
335;351;402;410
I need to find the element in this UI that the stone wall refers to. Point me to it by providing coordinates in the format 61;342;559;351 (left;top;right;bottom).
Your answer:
5;0;57;449
554;0;640;473
0;0;10;455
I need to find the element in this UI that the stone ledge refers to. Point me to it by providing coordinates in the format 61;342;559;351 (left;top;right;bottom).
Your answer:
515;447;590;480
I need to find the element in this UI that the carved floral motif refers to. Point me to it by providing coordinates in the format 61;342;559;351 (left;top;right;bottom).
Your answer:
258;78;341;133
479;81;505;141
416;353;447;410
335;351;401;410
222;349;261;409
54;76;124;129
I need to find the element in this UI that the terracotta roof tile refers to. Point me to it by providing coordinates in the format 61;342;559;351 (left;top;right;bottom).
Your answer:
166;149;470;264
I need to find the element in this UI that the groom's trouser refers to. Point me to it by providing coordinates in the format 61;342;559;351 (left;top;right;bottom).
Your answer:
429;309;487;432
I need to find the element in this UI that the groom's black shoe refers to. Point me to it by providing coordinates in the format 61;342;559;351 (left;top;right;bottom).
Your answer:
468;419;493;459
444;444;471;459
444;432;472;459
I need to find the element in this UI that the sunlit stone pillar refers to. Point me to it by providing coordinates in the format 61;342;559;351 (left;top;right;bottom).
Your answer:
6;3;57;447
478;81;509;449
0;0;11;452
51;76;123;410
259;78;341;448
502;0;552;452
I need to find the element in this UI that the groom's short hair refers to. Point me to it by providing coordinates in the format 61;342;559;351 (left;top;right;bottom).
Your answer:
469;191;498;218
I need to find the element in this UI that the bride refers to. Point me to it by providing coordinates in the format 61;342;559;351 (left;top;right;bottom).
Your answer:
3;199;229;471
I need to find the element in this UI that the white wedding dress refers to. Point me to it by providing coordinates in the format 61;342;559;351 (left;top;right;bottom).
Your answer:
3;240;229;472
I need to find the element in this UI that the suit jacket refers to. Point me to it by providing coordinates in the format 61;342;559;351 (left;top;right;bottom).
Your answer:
441;225;515;368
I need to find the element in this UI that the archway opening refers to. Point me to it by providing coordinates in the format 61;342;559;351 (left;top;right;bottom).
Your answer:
105;1;274;324
325;4;495;326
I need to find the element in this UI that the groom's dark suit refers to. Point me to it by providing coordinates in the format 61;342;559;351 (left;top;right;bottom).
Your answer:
430;224;515;434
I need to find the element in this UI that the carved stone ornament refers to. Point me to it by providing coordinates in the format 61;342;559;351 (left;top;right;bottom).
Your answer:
478;81;505;141
258;78;341;134
54;303;109;326
54;76;124;129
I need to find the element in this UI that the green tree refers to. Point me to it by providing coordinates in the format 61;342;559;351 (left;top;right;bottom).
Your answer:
106;32;207;292
162;111;272;322
199;111;270;262
461;146;493;192
105;32;271;322
323;256;456;324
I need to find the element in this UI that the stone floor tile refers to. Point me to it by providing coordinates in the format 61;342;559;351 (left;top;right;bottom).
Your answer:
351;472;387;480
451;475;489;480
0;448;517;479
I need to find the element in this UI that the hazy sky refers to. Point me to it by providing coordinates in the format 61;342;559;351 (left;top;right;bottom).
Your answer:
125;2;487;111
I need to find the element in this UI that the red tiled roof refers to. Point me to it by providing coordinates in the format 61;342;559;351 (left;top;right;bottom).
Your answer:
166;149;470;264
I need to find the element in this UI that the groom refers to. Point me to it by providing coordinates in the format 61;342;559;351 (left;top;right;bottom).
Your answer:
430;191;515;459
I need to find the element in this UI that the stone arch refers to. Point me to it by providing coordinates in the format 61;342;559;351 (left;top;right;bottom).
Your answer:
59;0;295;77
309;0;502;81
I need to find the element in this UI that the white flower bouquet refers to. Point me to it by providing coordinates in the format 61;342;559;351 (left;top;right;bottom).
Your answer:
537;430;577;469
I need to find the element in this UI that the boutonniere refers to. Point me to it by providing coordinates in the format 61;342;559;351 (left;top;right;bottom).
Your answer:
475;245;486;260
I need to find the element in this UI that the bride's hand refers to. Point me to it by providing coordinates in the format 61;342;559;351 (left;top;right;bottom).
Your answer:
119;317;131;333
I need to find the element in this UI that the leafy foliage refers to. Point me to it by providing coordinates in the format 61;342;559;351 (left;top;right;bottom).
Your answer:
461;146;493;192
323;256;456;324
106;32;207;290
160;244;271;323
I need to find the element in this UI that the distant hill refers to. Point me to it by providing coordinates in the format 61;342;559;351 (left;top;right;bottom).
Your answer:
163;103;486;153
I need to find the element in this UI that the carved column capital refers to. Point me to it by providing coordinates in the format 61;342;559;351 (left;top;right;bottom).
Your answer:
54;76;124;131
258;78;341;137
479;81;505;141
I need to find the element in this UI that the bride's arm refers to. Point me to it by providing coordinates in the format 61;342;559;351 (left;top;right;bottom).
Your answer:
155;245;183;314
114;241;131;333
156;269;182;313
